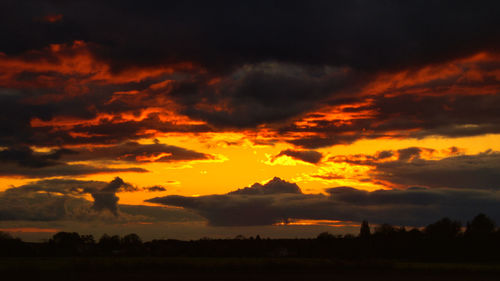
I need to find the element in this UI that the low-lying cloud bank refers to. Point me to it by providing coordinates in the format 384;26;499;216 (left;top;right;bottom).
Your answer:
147;177;500;227
0;177;202;223
328;148;500;189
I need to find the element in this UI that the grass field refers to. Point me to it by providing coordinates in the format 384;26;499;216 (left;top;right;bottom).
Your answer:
1;257;500;281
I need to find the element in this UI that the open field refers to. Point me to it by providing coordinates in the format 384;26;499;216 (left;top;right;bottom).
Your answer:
2;257;500;281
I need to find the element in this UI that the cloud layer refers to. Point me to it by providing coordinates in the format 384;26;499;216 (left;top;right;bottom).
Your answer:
0;140;211;178
0;177;201;223
328;148;500;189
0;1;498;153
147;177;500;227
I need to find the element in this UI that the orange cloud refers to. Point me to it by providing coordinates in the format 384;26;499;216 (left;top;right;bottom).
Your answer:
363;52;500;97
0;41;198;90
0;227;59;233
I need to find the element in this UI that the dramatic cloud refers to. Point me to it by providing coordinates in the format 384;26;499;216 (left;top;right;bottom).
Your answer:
62;141;212;163
144;185;167;192
0;146;147;178
0;177;201;222
287;92;500;149
0;145;147;178
0;140;212;178
171;62;360;128
3;1;499;71
147;178;500;227
4;177;135;215
1;1;500;237
0;162;147;178
228;177;302;195
373;151;500;190
90;177;126;215
0;146;73;168
272;149;323;164
0;1;498;150
329;148;500;189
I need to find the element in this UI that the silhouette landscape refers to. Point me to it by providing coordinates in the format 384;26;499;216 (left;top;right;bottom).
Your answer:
2;214;500;280
1;1;500;280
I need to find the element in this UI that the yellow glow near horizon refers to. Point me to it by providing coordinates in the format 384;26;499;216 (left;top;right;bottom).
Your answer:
2;133;500;206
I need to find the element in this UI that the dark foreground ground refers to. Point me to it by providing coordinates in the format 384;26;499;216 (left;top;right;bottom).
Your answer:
1;257;500;281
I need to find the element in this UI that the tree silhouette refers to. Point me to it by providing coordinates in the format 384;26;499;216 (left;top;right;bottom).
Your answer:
374;223;395;236
49;232;87;255
465;213;496;239
98;234;121;254
121;233;143;255
425;217;462;240
317;232;335;240
359;220;371;239
122;233;142;245
0;213;498;261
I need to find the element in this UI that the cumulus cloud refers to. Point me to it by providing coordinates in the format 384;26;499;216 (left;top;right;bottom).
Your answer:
228;177;302;195
0;177;201;222
4;177;135;216
90;177;125;215
147;178;500;227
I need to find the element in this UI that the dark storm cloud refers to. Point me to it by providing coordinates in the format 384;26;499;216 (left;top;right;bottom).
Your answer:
273;149;323;164
0;0;499;148
2;1;499;71
171;63;361;127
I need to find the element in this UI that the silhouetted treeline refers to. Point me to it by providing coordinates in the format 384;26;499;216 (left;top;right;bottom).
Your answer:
2;214;500;261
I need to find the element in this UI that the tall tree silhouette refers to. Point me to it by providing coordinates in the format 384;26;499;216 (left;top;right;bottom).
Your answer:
465;213;496;239
360;220;371;239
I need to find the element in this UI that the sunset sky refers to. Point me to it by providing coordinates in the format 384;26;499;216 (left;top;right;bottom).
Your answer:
1;1;500;241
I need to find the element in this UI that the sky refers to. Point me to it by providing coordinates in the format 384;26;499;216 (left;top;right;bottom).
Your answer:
1;0;500;241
